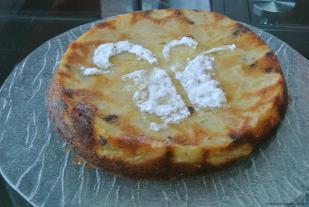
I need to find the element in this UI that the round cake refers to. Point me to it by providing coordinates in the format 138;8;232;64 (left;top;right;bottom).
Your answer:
48;9;287;179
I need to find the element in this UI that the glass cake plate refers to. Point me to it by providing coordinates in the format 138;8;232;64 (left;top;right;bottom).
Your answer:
0;16;309;207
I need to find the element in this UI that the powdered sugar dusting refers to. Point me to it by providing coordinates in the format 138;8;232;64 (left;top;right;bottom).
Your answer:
204;44;236;54
80;66;111;76
87;43;236;130
175;54;227;110
123;68;190;130
149;122;168;131
93;41;157;68
162;36;198;59
121;70;146;82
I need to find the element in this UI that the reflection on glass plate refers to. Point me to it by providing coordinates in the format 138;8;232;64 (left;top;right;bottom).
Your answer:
0;18;309;207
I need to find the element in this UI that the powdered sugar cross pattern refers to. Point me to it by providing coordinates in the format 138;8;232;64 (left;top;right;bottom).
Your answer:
81;37;237;131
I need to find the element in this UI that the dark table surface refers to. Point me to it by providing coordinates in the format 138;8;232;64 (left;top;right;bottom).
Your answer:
0;0;309;206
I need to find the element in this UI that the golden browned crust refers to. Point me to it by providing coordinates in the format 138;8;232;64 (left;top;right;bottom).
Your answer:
48;9;288;179
48;80;287;179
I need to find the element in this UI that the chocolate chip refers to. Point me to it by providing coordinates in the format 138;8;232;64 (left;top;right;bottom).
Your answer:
232;29;241;37
229;134;238;141
99;135;107;145
167;136;172;140
232;25;249;37
249;63;257;68
64;64;72;70
63;88;74;97
187;106;194;115
188;20;195;24
265;67;272;73
175;10;182;16
103;114;118;123
265;51;274;57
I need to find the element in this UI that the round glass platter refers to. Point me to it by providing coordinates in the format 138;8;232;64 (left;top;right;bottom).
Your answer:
0;17;309;207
